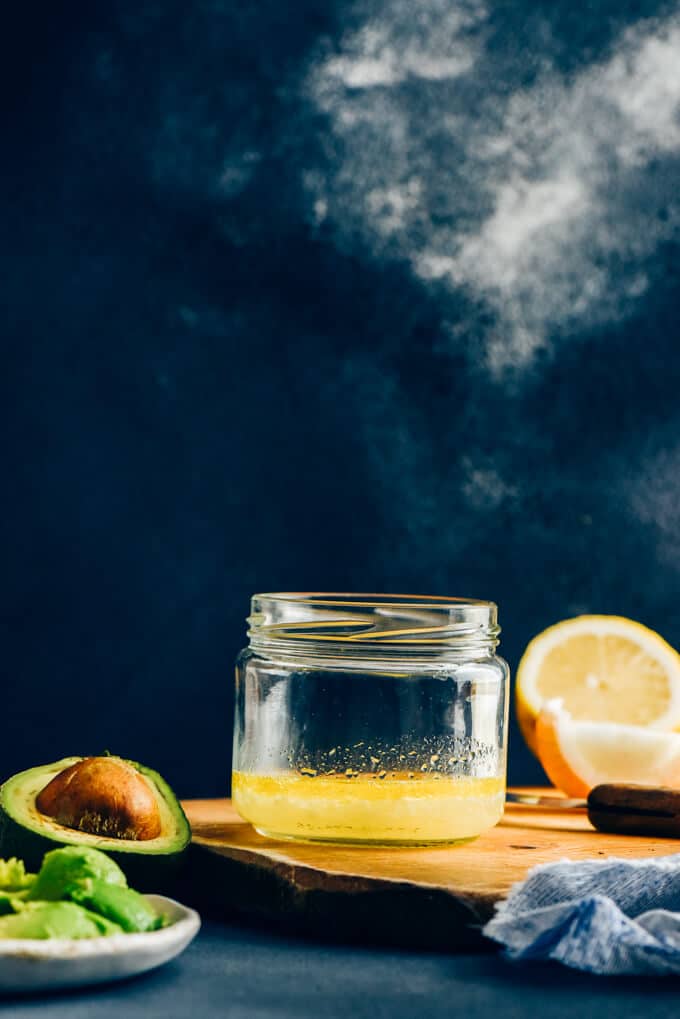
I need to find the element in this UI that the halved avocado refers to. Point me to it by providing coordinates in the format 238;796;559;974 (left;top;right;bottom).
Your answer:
0;757;190;891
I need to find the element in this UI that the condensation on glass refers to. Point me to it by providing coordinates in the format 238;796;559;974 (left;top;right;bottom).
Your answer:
232;593;509;846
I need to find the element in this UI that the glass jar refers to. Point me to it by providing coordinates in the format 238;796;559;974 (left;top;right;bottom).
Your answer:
232;593;509;846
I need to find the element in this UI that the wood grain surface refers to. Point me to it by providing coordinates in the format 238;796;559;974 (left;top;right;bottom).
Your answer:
181;789;680;950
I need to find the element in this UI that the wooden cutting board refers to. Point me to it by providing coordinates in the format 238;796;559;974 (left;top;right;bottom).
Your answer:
181;789;680;950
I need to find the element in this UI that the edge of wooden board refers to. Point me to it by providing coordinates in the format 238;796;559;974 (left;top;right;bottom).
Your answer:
179;791;680;951
182;838;492;950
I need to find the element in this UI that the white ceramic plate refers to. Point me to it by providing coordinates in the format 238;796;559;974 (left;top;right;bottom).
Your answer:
0;894;201;993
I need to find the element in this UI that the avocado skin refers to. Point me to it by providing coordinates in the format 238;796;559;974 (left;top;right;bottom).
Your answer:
0;758;191;893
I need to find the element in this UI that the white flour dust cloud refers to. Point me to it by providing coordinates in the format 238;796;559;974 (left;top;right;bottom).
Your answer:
626;445;680;568
306;5;680;373
320;0;486;88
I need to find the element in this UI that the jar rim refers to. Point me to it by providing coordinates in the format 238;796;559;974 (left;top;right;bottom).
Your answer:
247;592;499;655
253;591;494;609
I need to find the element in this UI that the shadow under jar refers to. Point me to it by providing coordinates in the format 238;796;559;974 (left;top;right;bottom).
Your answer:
232;593;509;846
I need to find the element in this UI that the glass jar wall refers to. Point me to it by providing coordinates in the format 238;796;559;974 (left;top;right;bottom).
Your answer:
232;593;509;846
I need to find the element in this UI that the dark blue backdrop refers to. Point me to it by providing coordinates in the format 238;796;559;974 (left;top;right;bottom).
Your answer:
5;1;680;795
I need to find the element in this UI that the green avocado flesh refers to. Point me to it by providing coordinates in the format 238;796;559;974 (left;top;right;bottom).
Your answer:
0;857;36;915
29;845;127;901
0;758;190;889
0;846;163;939
0;901;106;940
70;879;162;932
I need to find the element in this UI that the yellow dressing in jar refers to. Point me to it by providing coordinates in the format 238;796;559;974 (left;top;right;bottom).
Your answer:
232;771;505;845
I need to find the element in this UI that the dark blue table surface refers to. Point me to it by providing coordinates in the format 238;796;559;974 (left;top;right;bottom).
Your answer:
3;921;679;1019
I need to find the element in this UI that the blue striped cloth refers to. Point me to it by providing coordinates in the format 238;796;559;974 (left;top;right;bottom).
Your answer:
483;854;680;975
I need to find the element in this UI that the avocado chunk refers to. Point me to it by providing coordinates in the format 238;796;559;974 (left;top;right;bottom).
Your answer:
0;901;106;940
78;906;125;936
0;892;25;916
0;757;190;890
29;846;127;902
0;857;36;916
70;879;162;932
0;857;35;893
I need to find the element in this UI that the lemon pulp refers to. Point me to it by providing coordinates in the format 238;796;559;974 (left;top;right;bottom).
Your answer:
232;771;505;844
515;615;680;755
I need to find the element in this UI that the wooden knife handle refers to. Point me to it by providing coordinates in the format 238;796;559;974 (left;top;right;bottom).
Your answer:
587;784;680;837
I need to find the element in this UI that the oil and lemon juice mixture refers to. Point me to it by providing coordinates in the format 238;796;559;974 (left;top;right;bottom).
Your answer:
232;769;505;844
233;732;505;844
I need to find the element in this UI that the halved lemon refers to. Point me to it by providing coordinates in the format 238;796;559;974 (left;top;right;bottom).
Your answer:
516;615;680;755
535;701;680;797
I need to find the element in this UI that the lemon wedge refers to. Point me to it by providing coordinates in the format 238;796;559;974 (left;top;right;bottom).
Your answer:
535;701;680;797
516;615;680;755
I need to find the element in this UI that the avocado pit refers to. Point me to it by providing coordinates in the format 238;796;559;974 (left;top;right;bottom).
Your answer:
36;757;162;841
